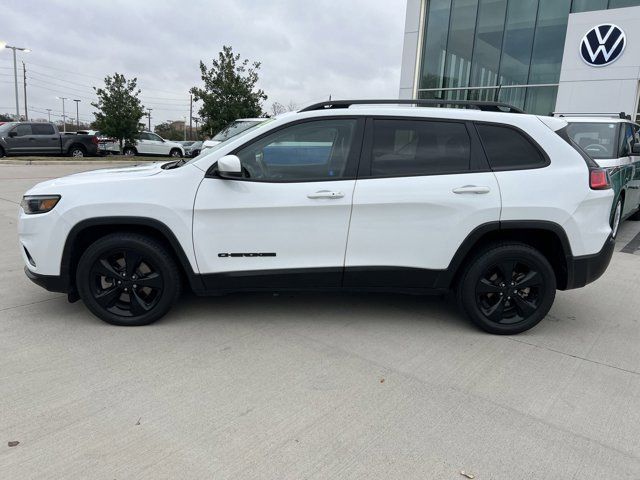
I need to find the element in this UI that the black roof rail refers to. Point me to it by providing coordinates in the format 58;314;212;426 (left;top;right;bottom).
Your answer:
299;99;525;114
552;111;630;120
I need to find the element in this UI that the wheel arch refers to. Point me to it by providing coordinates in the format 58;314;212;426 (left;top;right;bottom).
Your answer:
441;221;573;291
61;217;204;295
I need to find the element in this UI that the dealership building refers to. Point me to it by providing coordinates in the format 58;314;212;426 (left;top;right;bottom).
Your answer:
400;0;640;120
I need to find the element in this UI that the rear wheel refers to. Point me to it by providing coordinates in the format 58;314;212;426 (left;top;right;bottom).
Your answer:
76;233;181;326
68;145;86;158
611;198;623;237
0;146;5;158
123;147;137;156
457;243;556;335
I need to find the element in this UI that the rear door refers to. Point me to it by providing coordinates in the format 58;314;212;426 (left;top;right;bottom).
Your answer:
622;122;640;212
344;117;501;289
31;123;59;153
136;133;153;155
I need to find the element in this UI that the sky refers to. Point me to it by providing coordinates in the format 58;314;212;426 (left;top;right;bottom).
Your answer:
0;0;406;129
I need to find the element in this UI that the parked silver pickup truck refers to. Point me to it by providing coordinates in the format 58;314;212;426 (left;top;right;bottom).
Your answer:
0;122;99;157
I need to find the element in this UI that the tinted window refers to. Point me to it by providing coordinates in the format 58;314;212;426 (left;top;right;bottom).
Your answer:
477;123;546;169
15;124;32;136
371;119;470;176
565;122;618;159
234;119;357;181
32;124;55;135
619;123;635;157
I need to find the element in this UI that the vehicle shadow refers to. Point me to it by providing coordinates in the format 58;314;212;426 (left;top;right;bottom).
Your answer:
167;289;473;332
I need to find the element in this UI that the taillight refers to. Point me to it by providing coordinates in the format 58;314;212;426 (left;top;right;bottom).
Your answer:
91;136;99;145
590;169;610;190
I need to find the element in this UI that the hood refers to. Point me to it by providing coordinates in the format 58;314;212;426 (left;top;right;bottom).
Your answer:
27;162;166;192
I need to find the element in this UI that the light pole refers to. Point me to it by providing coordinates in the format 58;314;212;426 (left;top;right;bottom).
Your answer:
192;117;200;140
46;109;52;122
73;99;81;130
1;43;31;120
57;97;68;132
147;109;153;131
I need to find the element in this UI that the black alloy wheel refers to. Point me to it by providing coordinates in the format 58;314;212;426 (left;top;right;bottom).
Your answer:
76;233;181;325
90;249;164;317
457;243;556;334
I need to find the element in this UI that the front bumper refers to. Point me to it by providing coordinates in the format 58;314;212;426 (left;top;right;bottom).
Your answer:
565;235;615;290
24;267;68;293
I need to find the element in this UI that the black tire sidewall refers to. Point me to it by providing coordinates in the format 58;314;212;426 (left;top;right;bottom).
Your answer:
123;148;136;156
458;244;556;335
76;234;180;326
170;149;182;158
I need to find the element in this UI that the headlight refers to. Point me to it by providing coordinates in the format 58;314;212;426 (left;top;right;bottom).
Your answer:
20;195;61;215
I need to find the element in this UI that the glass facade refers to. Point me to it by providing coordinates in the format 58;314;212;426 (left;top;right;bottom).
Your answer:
417;0;640;114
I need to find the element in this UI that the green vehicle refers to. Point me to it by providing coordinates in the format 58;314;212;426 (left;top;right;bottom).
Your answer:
565;116;640;237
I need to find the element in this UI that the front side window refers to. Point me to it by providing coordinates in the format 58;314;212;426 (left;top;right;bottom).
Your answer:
565;122;618;159
32;124;55;135
370;119;471;176
234;119;358;181
477;123;546;169
15;124;32;137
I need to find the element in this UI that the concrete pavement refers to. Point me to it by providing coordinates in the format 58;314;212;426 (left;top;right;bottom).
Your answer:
1;164;640;479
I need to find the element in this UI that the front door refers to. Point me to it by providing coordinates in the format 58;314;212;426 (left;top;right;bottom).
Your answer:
344;117;501;289
5;124;33;154
193;117;365;290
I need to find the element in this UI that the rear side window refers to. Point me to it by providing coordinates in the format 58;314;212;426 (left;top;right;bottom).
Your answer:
32;124;55;135
370;119;471;176
476;124;546;170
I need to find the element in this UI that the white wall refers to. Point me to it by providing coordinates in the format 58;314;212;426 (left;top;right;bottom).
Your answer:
556;6;640;116
399;0;424;99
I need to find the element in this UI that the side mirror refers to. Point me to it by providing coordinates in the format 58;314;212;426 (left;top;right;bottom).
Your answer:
633;143;640;155
216;155;243;178
8;131;17;138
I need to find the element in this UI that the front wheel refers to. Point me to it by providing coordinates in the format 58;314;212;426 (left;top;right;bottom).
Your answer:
457;243;556;335
76;233;182;326
169;148;183;158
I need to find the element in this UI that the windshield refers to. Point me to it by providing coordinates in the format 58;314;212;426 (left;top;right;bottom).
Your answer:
0;122;18;133
566;122;618;159
212;120;264;141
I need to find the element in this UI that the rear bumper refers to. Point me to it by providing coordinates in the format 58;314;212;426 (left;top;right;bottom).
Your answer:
565;235;615;290
24;267;68;294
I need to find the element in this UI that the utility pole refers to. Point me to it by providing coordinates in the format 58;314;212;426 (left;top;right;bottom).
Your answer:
183;116;187;141
46;109;52;122
147;108;153;131
2;44;30;120
22;61;28;121
58;97;67;132
193;117;200;140
189;94;193;140
73;99;81;130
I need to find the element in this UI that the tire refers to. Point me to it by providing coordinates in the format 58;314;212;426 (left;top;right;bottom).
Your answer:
0;146;5;158
457;242;556;335
68;145;86;158
76;233;182;326
123;147;137;156
169;148;183;158
611;198;623;237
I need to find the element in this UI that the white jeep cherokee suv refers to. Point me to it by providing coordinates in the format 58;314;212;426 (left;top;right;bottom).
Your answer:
18;100;615;334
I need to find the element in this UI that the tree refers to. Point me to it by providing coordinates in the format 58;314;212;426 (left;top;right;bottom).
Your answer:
191;46;267;136
92;73;145;152
270;100;298;116
155;120;186;141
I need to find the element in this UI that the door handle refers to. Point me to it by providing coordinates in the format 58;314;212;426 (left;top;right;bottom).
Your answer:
452;185;491;194
307;190;345;199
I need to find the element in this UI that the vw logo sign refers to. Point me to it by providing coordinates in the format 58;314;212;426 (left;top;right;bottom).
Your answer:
580;24;626;67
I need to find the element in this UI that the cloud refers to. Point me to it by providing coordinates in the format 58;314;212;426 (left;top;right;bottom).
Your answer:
0;0;405;126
